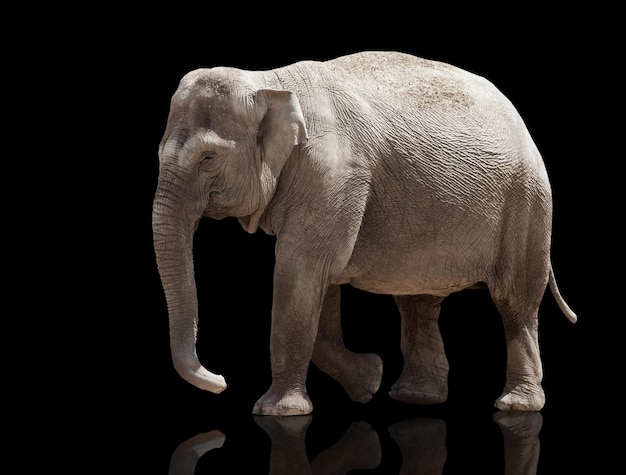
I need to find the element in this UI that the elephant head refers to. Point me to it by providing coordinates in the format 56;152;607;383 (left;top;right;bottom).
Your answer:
152;68;307;393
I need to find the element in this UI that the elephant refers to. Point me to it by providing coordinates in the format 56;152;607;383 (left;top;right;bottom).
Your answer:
152;50;577;416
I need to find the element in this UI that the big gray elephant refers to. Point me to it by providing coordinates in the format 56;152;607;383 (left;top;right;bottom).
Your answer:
152;51;577;416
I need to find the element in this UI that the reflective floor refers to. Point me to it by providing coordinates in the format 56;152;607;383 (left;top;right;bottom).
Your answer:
122;388;608;474
169;411;540;474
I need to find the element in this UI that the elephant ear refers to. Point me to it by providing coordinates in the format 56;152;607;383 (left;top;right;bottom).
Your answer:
256;89;308;178
239;89;307;233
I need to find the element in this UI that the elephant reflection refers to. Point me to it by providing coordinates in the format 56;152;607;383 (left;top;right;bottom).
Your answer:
256;417;382;474
389;418;447;475
493;412;543;475
168;429;225;474
169;412;542;474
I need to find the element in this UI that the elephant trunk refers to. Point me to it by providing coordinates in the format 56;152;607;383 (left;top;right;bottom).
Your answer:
152;165;227;394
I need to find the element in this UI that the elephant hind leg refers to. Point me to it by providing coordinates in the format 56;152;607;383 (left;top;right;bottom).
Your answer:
312;285;383;404
389;295;449;405
491;193;551;411
334;352;383;404
490;287;545;412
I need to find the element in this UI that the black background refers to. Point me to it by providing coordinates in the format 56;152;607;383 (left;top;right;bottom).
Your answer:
49;9;617;473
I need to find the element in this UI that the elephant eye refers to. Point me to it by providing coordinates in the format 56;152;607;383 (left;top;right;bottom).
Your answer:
201;152;217;162
199;152;218;169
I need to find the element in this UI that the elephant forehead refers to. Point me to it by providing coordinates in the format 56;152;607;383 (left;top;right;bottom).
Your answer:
190;96;234;125
165;94;249;141
176;68;257;109
180;67;247;93
172;68;260;127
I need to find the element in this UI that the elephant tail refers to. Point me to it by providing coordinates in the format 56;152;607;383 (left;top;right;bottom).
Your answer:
548;265;577;323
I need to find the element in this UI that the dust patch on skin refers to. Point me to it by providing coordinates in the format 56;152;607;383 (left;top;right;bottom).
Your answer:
327;51;476;110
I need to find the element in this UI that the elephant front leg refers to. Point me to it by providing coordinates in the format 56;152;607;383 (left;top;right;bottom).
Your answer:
312;285;383;404
252;268;324;416
389;295;449;405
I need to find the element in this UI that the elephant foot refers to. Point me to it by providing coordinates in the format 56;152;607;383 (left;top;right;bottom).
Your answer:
389;367;448;405
339;353;383;404
253;387;313;416
495;383;545;412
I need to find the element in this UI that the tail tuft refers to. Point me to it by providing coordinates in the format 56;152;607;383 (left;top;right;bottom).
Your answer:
549;265;577;323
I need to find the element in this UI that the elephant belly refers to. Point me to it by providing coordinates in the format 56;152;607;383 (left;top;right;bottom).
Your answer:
338;236;493;297
344;273;482;297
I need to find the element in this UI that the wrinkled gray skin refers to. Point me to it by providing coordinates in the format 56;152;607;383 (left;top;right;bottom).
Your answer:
153;51;577;416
